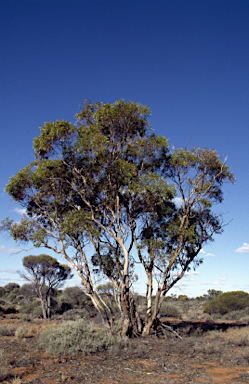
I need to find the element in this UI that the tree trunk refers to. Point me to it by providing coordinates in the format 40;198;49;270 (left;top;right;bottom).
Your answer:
142;271;153;335
37;285;47;319
46;292;51;319
143;288;162;335
120;275;142;337
39;298;47;319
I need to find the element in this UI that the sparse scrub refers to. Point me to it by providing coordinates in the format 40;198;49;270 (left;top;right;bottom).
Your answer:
160;302;181;318
221;308;249;321
0;366;10;382
15;325;36;339
224;327;249;346
61;308;95;320
241;316;249;323
194;341;220;355
0;348;11;382
0;325;16;336
18;313;35;321
0;348;7;365
206;326;249;346
39;320;116;356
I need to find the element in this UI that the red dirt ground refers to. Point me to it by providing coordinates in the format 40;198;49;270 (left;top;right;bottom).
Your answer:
0;318;249;384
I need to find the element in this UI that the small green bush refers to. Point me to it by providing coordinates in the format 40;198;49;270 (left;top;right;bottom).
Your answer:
160;302;181;318
204;291;249;315
39;320;115;356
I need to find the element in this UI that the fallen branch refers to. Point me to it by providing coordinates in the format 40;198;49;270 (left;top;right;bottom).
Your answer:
160;323;183;340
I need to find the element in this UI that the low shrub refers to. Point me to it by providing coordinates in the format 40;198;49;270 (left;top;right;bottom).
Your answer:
17;313;35;321
61;308;94;320
221;308;249;321
193;341;220;355
160;302;181;318
39;320;115;356
204;291;249;315
224;327;249;346
241;316;249;323
15;325;36;338
0;325;16;336
206;326;249;346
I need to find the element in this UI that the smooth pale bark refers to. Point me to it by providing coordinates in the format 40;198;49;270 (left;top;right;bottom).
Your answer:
37;285;47;319
142;270;153;335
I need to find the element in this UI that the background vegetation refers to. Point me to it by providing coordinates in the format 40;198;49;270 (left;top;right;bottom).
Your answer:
1;284;249;323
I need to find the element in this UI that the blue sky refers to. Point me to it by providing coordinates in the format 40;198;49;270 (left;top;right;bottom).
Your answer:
1;0;249;297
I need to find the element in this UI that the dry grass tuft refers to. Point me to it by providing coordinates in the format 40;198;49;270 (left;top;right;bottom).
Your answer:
206;326;249;346
14;320;58;339
15;325;37;339
224;326;249;346
11;377;22;384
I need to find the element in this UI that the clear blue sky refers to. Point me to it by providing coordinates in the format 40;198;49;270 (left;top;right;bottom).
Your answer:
1;0;248;297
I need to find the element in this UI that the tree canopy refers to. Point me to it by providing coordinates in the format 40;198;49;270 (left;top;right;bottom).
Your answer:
21;254;73;319
1;99;234;335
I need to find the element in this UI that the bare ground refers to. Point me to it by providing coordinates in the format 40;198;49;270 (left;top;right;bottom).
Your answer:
0;317;249;384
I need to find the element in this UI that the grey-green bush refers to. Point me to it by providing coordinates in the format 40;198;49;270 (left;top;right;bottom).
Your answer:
160;302;181;318
61;308;93;320
221;308;249;321
39;320;115;356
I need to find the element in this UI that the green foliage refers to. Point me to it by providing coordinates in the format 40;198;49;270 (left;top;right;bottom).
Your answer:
177;295;189;301
0;288;5;297
18;284;37;303
204;291;249;315
1;99;235;334
7;291;19;302
58;286;90;308
3;283;20;294
57;287;96;316
21;254;73;319
207;289;223;300
22;255;73;289
39;320;115;356
160;302;181;318
19;299;43;317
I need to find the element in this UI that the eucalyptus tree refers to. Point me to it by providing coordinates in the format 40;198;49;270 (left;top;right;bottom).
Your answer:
21;254;73;319
2;100;173;334
1;99;234;336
